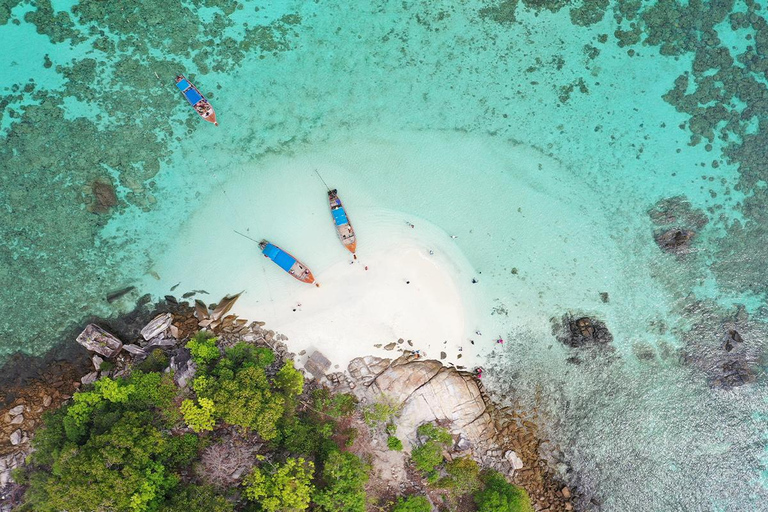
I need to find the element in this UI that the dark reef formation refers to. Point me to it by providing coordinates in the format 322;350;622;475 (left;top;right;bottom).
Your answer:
554;314;613;349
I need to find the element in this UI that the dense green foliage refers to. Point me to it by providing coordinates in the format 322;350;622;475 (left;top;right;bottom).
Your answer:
18;331;530;512
391;495;432;512
474;470;534;512
190;342;301;439
439;456;481;496
21;371;194;512
181;397;216;432
411;422;453;481
313;451;370;512
387;435;403;451
243;458;314;512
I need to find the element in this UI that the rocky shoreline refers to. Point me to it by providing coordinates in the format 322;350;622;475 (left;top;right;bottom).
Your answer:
0;295;576;511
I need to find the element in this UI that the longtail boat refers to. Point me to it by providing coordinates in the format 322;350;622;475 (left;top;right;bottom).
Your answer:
328;189;357;257
259;240;316;284
175;75;218;126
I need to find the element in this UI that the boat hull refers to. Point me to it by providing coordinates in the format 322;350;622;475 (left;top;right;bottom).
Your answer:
175;75;218;126
328;189;356;255
259;240;315;284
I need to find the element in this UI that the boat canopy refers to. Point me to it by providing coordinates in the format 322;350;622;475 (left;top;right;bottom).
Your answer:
184;88;203;105
332;207;349;226
263;243;296;271
176;79;191;91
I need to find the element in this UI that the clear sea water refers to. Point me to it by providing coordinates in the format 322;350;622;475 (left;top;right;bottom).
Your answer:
3;0;768;509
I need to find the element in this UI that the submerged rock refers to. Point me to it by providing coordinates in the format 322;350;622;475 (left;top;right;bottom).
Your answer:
649;196;708;255
556;315;613;348
654;228;697;254
88;179;118;214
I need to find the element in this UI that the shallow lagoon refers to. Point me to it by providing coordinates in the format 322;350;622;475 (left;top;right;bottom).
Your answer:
2;0;768;509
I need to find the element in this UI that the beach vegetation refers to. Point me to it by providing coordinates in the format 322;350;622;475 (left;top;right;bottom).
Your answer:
137;348;169;373
438;456;481;496
391;495;432;512
474;470;534;512
181;397;216;433
411;422;453;481
243;457;315;512
312;451;370;512
363;395;402;427
387;435;403;451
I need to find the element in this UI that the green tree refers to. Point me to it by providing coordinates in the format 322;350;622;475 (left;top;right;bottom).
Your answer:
313;451;369;512
181;397;216;432
164;484;234;512
392;495;431;512
25;411;180;512
206;365;285;439
274;360;304;397
186;332;220;367
243;458;315;512
474;470;534;512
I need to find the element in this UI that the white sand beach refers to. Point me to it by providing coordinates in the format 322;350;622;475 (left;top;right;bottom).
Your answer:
234;222;485;373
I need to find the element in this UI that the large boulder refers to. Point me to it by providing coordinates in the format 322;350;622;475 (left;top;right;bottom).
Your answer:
351;356;494;449
76;324;122;358
141;313;173;341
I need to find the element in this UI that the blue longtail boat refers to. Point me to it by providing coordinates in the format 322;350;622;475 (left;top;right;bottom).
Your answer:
175;75;218;126
259;240;316;285
328;189;357;257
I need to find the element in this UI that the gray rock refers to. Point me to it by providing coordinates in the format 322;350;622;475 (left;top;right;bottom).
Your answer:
8;405;24;416
122;344;146;356
81;371;99;385
9;429;22;445
141;313;173;341
42;395;52;407
92;354;104;370
304;350;332;380
10;414;23;425
504;450;524;470
76;324;123;358
171;350;196;389
145;337;177;349
456;434;472;451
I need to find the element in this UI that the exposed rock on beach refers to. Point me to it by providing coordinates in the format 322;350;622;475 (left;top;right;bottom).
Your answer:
330;354;575;510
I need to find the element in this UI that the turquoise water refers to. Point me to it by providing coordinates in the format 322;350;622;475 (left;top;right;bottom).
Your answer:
4;0;768;509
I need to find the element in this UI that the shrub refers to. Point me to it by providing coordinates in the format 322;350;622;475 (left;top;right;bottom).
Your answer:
387;436;403;451
137;348;169;373
311;388;358;418
412;441;444;474
224;342;274;369
181;398;216;432
411;422;453;480
392;495;431;512
386;423;397;435
416;422;452;444
274;360;304;398
439;457;480;496
313;451;369;512
363;396;401;427
243;458;314;512
186;332;220;367
474;470;534;512
343;427;359;447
